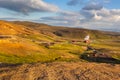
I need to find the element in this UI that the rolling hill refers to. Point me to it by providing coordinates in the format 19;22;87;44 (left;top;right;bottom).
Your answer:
0;20;120;80
0;20;39;35
12;21;117;39
0;20;119;63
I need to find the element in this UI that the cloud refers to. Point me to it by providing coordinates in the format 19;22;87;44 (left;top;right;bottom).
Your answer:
87;8;120;22
103;0;110;3
79;8;120;31
82;2;103;10
67;0;110;6
1;0;119;32
0;18;20;21
59;11;80;17
0;17;33;21
39;11;81;27
38;7;120;32
0;0;59;15
67;0;82;6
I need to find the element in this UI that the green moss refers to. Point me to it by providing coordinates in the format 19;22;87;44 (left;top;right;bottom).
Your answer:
112;55;120;60
49;43;84;51
20;34;54;42
0;52;60;63
0;38;119;64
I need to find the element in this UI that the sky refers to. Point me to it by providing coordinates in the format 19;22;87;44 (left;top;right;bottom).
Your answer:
0;0;120;32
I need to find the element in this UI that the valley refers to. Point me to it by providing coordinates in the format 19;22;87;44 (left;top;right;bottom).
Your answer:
0;20;120;80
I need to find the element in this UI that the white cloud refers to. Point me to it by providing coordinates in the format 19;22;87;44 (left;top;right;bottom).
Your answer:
67;0;110;6
40;11;82;27
82;2;103;10
39;8;120;32
0;0;59;15
0;0;119;32
67;0;83;6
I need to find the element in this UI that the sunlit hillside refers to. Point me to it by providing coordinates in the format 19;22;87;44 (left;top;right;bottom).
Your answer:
0;20;119;64
13;21;118;39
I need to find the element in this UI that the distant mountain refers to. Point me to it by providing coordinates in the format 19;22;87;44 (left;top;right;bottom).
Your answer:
103;28;120;33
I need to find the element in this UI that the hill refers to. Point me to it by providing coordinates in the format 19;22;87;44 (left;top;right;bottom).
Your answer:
12;21;118;39
0;20;38;35
0;20;86;63
0;20;119;63
0;20;120;80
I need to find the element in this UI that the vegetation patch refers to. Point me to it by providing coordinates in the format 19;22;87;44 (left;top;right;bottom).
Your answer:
0;52;61;63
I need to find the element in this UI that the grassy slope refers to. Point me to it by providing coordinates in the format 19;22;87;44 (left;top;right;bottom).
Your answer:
0;20;119;63
90;39;120;60
12;21;113;39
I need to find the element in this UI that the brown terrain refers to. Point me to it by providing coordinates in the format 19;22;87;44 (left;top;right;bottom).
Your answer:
0;62;120;80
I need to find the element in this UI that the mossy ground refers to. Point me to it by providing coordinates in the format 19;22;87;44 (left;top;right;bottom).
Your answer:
90;39;120;60
0;37;86;63
0;38;119;64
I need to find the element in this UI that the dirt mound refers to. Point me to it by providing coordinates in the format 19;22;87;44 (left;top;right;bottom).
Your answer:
0;62;120;80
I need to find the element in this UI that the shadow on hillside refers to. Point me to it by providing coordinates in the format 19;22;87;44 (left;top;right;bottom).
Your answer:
0;63;22;68
80;55;120;64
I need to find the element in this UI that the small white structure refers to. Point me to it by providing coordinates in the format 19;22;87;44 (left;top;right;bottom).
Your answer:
84;35;90;43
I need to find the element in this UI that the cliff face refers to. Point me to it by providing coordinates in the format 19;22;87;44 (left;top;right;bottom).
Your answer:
0;62;120;80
